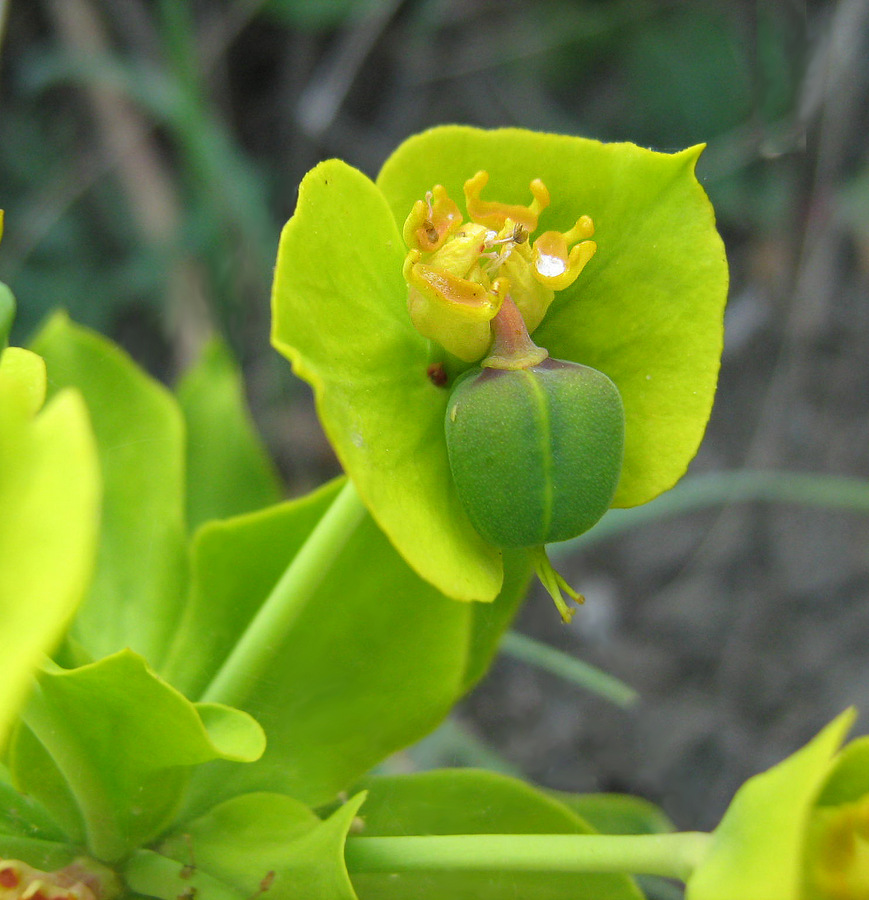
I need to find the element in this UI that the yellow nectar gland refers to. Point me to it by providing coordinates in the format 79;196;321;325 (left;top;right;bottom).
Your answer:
402;172;597;363
808;794;869;899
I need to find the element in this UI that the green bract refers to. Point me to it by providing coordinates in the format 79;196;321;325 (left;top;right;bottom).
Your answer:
0;344;100;751
686;709;869;899
272;126;727;603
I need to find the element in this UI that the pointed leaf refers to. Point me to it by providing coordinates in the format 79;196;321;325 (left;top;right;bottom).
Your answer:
271;159;502;602
815;735;869;806
9;650;265;862
30;313;188;666
125;792;365;900
0;353;100;750
351;770;643;900
176;337;283;531
686;709;855;900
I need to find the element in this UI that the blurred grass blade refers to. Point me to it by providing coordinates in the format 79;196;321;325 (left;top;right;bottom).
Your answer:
564;470;869;553
500;631;639;709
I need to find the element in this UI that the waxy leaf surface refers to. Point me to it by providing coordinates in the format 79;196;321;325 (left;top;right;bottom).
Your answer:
9;650;265;863
351;769;643;900
163;479;527;813
176;337;283;531
30;314;188;666
0;347;99;750
548;791;675;837
126;792;364;900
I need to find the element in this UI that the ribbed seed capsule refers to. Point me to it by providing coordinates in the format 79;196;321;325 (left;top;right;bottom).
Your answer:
445;358;625;549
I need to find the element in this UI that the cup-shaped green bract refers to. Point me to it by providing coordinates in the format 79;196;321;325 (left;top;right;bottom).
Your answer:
271;127;729;603
445;358;625;549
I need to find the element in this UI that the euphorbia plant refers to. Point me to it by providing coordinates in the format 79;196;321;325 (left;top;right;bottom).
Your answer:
271;126;726;618
4;126;856;899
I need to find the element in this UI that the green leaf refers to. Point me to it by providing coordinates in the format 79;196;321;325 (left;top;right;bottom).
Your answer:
160;478;345;700
0;282;15;349
271;159;502;603
548;791;675;836
176;337;283;531
0;764;68;843
30;313;188;666
9;650;265;862
377;126;727;510
0;349;100;751
162;479;526;813
350;769;644;900
0;836;78;874
0;347;46;418
125;792;365;900
686;709;855;900
815;735;869;806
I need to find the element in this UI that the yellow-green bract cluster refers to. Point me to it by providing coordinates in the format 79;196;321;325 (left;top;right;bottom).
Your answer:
271;126;728;606
687;710;869;900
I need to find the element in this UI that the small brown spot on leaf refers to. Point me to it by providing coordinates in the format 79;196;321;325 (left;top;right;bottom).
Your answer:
427;363;448;387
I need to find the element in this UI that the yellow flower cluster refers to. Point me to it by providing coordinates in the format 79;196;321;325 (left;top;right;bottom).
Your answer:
402;172;597;362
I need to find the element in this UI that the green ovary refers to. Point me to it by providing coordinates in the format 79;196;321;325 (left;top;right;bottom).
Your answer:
444;358;625;549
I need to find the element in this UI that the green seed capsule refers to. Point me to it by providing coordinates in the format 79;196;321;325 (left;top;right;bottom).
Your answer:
445;358;625;548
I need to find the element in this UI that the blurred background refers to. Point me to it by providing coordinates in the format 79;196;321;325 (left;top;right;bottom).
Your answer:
1;0;867;851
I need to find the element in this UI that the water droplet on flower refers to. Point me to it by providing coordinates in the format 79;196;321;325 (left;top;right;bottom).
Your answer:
535;253;567;279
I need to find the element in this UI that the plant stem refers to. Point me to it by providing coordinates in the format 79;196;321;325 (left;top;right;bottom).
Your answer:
482;295;548;370
345;831;711;883
200;478;366;707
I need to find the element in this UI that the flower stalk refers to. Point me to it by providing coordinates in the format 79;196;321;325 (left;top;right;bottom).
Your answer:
200;479;366;708
345;831;712;883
